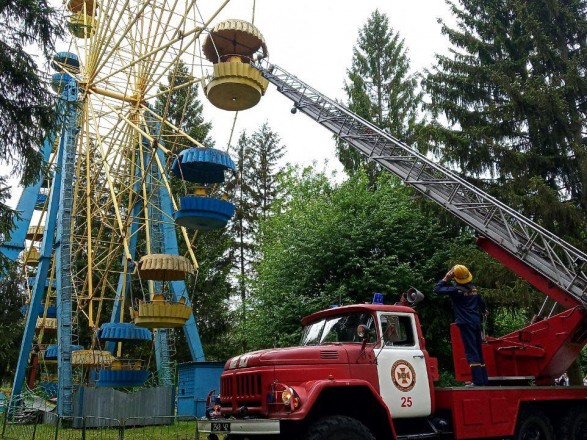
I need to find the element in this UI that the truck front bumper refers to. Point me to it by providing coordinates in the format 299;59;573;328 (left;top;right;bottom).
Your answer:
198;418;281;435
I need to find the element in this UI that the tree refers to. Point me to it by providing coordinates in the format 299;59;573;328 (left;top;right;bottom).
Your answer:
0;0;63;187
0;266;24;384
230;123;285;351
248;168;455;362
338;9;423;176
423;0;587;383
0;0;63;382
422;0;587;246
156;61;213;151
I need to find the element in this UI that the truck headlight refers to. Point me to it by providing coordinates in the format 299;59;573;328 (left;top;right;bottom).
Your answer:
271;384;301;411
281;388;293;405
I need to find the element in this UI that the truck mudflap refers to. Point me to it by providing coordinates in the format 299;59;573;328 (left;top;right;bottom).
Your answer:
198;419;281;435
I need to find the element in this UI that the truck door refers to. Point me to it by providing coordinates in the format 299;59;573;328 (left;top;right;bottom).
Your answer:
376;312;431;418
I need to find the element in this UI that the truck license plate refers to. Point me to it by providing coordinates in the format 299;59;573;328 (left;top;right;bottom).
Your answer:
211;422;230;433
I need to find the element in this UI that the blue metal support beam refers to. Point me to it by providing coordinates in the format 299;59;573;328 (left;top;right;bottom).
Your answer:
0;112;60;262
54;79;80;417
9;80;79;412
10;113;65;407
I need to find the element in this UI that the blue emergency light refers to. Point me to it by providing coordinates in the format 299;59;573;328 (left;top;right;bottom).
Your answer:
372;293;383;304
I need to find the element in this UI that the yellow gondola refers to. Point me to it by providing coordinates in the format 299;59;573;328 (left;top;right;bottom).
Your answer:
131;294;191;328
24;247;41;267
36;317;57;332
136;254;194;281
68;13;97;39
202;19;269;111
71;350;115;367
26;225;45;241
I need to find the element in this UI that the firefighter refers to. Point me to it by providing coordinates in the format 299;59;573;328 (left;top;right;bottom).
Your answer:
434;265;489;386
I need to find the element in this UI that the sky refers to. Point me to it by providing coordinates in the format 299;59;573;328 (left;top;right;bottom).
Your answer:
8;0;454;207
198;0;453;175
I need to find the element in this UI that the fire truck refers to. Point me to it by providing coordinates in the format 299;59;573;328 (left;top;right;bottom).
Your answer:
198;62;587;440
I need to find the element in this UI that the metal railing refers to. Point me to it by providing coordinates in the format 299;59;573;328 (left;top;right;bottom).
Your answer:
0;404;204;440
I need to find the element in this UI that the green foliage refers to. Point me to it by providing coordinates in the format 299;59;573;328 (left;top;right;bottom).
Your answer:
339;9;423;176
155;61;213;151
0;263;25;384
230;123;285;351
0;0;63;186
187;228;235;361
422;0;587;244
248;168;451;350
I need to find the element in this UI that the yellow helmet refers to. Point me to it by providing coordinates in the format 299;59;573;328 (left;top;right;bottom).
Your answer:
453;265;472;284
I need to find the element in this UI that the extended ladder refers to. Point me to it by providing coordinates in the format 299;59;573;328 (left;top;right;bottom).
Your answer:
257;62;587;307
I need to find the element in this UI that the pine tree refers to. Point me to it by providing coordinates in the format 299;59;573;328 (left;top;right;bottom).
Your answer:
423;0;587;385
0;3;62;377
246;123;286;223
230;123;285;351
156;61;213;151
338;9;423;176
423;0;587;244
0;0;63;187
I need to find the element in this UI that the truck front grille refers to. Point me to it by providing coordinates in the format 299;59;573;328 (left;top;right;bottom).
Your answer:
220;372;263;410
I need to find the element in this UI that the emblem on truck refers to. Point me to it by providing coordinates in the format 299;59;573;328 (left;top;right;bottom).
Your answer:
391;360;416;392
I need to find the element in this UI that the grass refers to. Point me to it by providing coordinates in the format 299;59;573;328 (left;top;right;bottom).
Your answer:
1;419;213;439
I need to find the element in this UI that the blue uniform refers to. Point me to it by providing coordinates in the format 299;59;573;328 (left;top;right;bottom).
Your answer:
434;280;489;386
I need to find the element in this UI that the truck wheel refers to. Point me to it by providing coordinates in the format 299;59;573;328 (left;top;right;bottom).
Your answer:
513;409;554;440
304;415;375;440
558;404;587;440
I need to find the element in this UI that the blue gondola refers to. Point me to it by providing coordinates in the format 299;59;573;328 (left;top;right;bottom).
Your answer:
44;345;83;360
94;369;149;387
174;195;235;230
51;52;80;73
20;303;58;318
51;72;75;93
35;193;48;209
97;323;152;342
171;147;235;184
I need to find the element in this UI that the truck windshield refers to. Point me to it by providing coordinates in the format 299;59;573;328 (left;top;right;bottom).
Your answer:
300;312;375;345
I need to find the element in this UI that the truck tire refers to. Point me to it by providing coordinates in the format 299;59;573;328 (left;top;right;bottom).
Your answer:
558;404;587;440
304;415;375;440
513;409;554;440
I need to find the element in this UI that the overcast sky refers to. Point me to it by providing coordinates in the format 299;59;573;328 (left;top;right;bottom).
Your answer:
200;0;454;174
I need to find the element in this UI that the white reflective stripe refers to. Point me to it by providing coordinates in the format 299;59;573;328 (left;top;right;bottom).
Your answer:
198;419;281;435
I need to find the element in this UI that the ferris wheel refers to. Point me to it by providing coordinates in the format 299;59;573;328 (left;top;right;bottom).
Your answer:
6;0;270;417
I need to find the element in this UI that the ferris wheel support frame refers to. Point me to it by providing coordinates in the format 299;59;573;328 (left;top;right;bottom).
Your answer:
9;78;80;417
55;79;80;418
0;130;59;263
